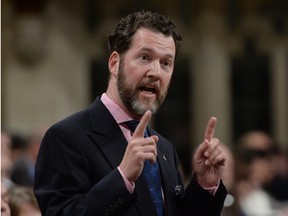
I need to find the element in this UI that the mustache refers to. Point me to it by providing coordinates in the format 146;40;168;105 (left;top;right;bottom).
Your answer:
138;79;161;94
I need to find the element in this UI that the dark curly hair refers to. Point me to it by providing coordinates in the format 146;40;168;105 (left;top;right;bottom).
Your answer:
108;10;182;58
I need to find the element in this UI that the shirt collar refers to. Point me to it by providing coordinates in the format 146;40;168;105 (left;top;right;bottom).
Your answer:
100;93;133;124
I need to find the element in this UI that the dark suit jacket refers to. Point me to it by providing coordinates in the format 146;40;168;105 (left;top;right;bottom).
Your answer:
34;97;227;216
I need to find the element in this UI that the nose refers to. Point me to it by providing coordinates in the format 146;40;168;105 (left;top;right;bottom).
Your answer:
146;61;161;80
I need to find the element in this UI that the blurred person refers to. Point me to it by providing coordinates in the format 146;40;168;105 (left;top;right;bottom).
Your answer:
10;129;45;187
1;131;14;187
264;146;288;202
34;10;227;216
234;131;288;216
8;185;40;216
10;134;28;164
1;179;11;216
237;131;288;201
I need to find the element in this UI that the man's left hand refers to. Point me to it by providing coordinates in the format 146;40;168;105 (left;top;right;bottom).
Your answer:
193;117;226;188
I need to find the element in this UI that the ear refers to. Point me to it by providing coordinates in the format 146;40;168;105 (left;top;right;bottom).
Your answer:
108;51;120;77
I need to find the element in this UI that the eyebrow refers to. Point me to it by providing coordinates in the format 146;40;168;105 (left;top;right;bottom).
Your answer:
138;47;175;60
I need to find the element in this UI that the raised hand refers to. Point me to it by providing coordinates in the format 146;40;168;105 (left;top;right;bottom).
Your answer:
119;110;159;182
193;117;226;188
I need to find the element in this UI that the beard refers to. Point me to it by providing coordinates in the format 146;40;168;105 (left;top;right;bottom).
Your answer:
117;59;168;117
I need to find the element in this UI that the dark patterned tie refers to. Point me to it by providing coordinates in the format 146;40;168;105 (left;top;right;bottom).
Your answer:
125;120;164;216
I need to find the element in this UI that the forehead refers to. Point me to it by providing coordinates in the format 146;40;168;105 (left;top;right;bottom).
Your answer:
130;28;176;58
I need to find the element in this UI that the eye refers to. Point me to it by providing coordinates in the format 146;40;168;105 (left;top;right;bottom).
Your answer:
163;61;171;67
162;60;172;70
139;54;149;62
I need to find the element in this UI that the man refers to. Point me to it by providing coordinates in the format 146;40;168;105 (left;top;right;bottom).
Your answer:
34;10;227;216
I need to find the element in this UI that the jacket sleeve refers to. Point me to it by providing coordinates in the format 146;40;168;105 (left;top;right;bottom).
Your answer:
181;174;227;216
34;125;136;216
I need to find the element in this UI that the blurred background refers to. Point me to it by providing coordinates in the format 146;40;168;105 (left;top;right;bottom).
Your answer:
1;0;288;215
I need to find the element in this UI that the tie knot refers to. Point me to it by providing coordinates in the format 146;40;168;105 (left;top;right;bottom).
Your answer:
125;120;140;133
125;120;148;137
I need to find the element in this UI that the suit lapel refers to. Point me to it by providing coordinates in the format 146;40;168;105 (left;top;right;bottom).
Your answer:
87;98;127;168
148;128;174;189
88;130;127;169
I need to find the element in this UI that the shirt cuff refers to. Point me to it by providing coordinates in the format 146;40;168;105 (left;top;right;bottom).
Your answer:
203;181;220;196
117;166;135;194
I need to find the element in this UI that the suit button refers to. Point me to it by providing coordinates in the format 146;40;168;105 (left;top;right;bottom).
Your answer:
105;197;125;215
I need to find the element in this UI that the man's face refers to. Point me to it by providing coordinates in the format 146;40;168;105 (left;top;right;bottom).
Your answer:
116;28;176;117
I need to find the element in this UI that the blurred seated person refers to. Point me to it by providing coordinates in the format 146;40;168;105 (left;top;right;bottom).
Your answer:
1;131;13;184
8;185;41;216
1;179;11;216
235;131;288;216
10;129;45;187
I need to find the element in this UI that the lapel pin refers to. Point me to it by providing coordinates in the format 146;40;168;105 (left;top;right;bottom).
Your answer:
175;185;182;195
162;154;167;161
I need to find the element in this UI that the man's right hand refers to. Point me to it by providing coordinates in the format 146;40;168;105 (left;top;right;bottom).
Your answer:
119;110;159;182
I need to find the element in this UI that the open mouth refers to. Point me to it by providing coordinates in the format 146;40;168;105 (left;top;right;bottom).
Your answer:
139;86;157;94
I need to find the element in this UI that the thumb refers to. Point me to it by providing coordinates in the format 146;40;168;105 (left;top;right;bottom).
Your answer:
150;135;159;143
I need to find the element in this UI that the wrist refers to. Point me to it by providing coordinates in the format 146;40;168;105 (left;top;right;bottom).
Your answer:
195;174;219;188
118;166;135;194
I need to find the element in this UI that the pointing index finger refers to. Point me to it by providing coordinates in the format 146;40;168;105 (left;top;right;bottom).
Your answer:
133;110;152;138
204;117;217;142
